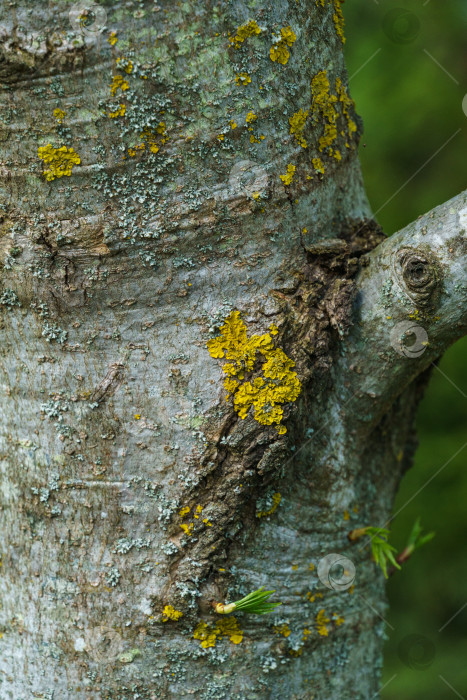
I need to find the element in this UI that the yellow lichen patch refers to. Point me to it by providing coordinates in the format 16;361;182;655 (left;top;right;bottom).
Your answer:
53;108;66;124
273;623;291;638
332;613;345;626
117;56;133;74
193;504;203;519
107;31;118;45
180;522;194;537
193;616;243;648
217;134;225;141
207;311;301;434
128;143;145;157
229;20;261;49
236;72;251;86
179;506;191;517
302;627;312;640
108;103;126;118
193;621;216;648
312;157;325;174
110;74;129;96
217;616;243;644
335;77;357;142
256;492;281;518
310;70;338;152
306;590;323;603
316;609;330;636
289;109;308;148
230;120;237;129
270;26;297;65
245;111;257;124
38;144;80;181
202;518;212;527
333;0;346;44
162;605;183;622
134;122;167;155
289;648;303;657
280;164;295;186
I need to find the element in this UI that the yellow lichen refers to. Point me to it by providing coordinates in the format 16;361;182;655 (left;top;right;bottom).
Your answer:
273;623;291;638
110;74;129;96
333;0;346;44
180;522;194;537
193;504;203;519
245;111;257;124
256;492;282;518
135;122;167;155
270;26;296;65
53;108;66;123
312;157;325;174
316;609;330;637
306;590;323;603
280;164;296;186
107;31;118;45
332;613;345;626
207;311;301;434
108;103;126;118
117;56;133;73
229;20;261;49
236;72;251;86
310;70;338;153
193;616;243;648
230;120;237;129
38;144;81;181
289;108;308;148
162;605;183;622
179;506;190;517
335;77;357;141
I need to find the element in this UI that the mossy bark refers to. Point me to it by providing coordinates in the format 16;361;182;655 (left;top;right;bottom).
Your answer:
0;1;466;698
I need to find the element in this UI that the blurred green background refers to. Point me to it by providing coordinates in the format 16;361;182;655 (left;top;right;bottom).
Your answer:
343;1;467;698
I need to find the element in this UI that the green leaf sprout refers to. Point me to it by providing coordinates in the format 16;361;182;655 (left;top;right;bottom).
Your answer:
213;586;282;615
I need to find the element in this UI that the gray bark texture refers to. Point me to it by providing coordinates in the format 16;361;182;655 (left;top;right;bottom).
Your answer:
0;1;465;698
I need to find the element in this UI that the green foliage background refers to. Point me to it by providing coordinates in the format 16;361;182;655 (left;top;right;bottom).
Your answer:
343;1;467;697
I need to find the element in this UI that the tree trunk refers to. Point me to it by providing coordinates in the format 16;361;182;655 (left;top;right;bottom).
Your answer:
0;1;465;698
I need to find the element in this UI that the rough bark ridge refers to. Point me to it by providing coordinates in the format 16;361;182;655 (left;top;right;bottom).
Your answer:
0;1;466;699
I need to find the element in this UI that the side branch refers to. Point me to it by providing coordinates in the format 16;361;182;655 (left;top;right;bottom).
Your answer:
335;189;467;432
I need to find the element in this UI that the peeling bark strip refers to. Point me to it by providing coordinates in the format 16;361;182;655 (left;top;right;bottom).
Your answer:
0;1;465;699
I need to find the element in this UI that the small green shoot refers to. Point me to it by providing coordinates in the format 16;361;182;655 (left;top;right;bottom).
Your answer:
213;586;281;615
348;519;435;578
349;526;400;578
398;517;435;565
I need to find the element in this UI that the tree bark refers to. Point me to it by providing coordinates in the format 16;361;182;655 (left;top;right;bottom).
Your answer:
0;1;465;698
